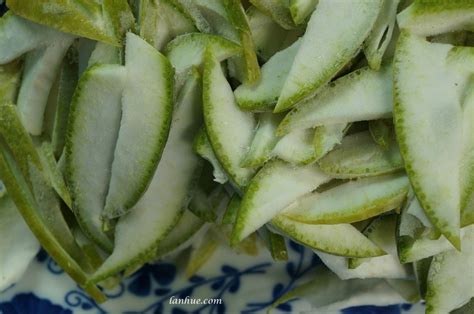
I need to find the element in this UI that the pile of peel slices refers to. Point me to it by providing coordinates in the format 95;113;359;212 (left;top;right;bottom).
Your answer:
0;0;473;312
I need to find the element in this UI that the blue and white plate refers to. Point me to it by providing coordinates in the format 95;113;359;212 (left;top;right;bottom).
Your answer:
0;241;424;314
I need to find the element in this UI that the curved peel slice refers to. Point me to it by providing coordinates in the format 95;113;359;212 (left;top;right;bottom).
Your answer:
0;59;22;103
0;12;74;64
369;119;393;150
461;81;474;227
241;112;282;168
203;49;256;189
289;0;319;25
17;37;74;135
313;123;349;161
66;64;126;252
273;128;316;165
0;105;105;301
282;173;409;224
397;0;474;37
425;226;474;314
155;210;206;259
318;132;404;179
165;32;241;75
271;266;406;312
6;0;133;46
39;143;72;208
193;128;228;184
90;64;204;283
363;0;399;70
231;160;330;244
103;33;174;219
348;215;408;275
249;0;296;30
0;195;39;291
51;47;79;158
140;0;197;50
234;38;301;111
317;249;408;280
270;215;385;257
223;0;261;84
247;6;303;62
278;65;393;135
393;32;473;248
396;197;469;263
274;0;382;112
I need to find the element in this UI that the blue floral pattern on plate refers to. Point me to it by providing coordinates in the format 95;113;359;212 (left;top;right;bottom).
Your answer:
0;241;424;314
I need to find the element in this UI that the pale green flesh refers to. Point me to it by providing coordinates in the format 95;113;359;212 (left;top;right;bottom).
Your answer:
249;0;296;30
272;266;405;312
0;195;39;290
88;42;121;66
17;37;74;136
202;49;256;189
155;210;206;259
66;64;126;252
241;112;282;168
273;128;316;165
425;226;474;314
289;0;319;25
346;215;409;280
193;128;228;184
165;32;241;75
232;160;330;244
0;59;22;104
393;32;473;248
6;0;121;45
103;33;174;219
363;0;399;70
0;12;74;64
246;6;303;61
90;65;204;282
270;215;385;257
282;173;409;224
140;0;197;50
278;65;393;135
313;123;349;161
275;0;382;112
318;131;404;179
234;38;301;112
397;0;474;36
